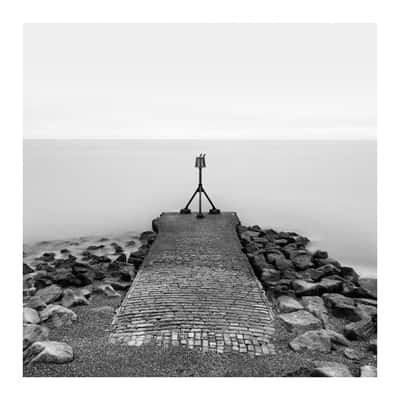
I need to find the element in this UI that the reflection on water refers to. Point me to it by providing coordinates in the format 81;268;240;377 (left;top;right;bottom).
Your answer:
23;139;376;277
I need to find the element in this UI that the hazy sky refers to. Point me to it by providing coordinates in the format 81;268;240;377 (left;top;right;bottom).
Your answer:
24;23;376;140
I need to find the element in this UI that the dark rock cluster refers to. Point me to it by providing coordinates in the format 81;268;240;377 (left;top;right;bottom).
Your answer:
22;229;158;365
238;224;377;377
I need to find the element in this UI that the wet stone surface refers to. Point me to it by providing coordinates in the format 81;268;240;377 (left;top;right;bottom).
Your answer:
110;212;276;357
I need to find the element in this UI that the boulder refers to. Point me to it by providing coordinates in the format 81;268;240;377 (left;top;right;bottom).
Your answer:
128;246;149;266
340;266;360;284
314;257;341;268
23;263;34;275
91;283;121;297
355;298;377;307
343;348;361;361
139;230;157;244
38;252;56;262
251;254;269;274
342;282;374;298
36;284;63;304
50;268;92;287
40;305;77;327
243;242;262;254
24;295;47;311
61;289;90;308
292;280;322;296
315;264;341;278
360;365;377;377
312;250;328;260
319;278;343;293
357;304;377;322
265;279;292;296
274;255;293;271
289;329;331;353
260;268;281;284
23;324;49;349
23;341;73;365
23;307;41;324
301;296;329;326
86;244;105;251
104;279;132;291
344;317;375;340
279;310;322;334
31;271;53;289
311;361;352;377
358;278;377;299
290;252;313;270
325;329;351;347
289;329;349;353
322;293;363;321
274;238;288;246
277;295;304;313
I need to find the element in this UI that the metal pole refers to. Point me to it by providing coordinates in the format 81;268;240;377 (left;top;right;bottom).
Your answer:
197;165;204;218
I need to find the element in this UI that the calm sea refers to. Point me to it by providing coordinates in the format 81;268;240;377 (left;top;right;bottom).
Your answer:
23;140;376;277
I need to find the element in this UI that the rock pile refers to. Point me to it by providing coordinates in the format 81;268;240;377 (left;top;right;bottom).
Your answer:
238;224;377;377
22;229;157;365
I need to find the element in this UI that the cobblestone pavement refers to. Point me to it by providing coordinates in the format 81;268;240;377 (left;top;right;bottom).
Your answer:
110;212;276;356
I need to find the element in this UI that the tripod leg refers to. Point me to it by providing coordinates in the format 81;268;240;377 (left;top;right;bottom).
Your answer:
201;188;220;214
180;187;199;214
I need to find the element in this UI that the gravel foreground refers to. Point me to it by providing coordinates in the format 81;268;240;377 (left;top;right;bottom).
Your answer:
23;294;376;377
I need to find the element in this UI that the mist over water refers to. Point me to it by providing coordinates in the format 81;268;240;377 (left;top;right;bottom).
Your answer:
23;139;376;277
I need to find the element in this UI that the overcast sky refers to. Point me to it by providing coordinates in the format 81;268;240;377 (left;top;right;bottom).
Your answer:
24;23;376;140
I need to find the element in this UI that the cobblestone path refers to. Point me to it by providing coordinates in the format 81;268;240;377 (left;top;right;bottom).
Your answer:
110;212;276;356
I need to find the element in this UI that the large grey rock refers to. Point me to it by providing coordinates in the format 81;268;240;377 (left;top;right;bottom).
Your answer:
322;293;363;321
358;278;377;299
260;268;281;284
360;365;377;377
279;310;322;334
23;307;40;324
23;341;73;365
357;303;377;322
289;329;349;353
277;295;304;313
290;252;313;270
274;255;293;271
104;279;132;291
311;361;352;377
344;317;375;340
315;257;341;268
61;289;90;308
315;264;341;277
23;324;49;349
325;329;351;347
292;280;322;296
36;284;63;304
40;304;77;327
251;254;269;272
91;282;121;297
319;278;343;293
343;348;361;361
301;296;329;326
340;266;360;284
355;298;377;307
289;329;331;353
24;296;47;311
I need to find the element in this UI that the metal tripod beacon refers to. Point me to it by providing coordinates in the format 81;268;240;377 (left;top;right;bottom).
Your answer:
180;153;221;219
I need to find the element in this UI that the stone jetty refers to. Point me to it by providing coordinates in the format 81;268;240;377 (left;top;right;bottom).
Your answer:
110;212;276;356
